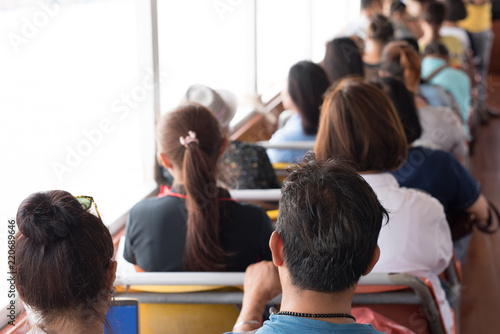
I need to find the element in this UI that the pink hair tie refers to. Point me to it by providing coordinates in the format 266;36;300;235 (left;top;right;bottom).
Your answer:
179;131;199;148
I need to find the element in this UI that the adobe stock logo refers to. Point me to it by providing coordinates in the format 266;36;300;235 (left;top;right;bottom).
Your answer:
51;69;168;182
212;0;244;20
6;1;60;54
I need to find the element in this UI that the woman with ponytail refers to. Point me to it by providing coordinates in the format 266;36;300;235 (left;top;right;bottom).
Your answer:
380;40;470;143
124;104;273;272
15;190;115;333
419;1;464;67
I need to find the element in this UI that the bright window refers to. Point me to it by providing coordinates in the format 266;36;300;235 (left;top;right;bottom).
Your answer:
157;0;256;113
0;0;156;324
256;0;361;100
0;0;361;328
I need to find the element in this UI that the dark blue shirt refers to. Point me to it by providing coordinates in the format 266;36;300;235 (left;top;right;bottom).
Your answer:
391;147;481;216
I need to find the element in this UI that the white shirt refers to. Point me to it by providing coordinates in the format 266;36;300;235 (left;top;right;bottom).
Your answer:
416;105;469;160
361;173;454;334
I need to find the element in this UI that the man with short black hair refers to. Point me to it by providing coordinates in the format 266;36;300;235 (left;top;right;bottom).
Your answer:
226;154;388;333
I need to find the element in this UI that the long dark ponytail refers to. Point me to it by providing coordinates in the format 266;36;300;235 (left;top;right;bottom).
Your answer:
156;104;227;271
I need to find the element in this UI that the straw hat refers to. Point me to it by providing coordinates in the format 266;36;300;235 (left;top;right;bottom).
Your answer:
184;84;238;128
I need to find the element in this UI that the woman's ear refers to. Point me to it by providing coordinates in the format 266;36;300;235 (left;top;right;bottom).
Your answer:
158;153;173;169
219;137;228;157
106;260;118;290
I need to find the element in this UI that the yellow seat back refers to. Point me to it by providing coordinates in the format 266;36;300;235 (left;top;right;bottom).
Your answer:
115;285;242;334
139;303;239;334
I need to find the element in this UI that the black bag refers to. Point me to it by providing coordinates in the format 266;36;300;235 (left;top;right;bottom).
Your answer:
449;200;500;241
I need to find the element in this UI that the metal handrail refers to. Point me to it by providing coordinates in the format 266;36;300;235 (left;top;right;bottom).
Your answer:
229;189;281;201
256;141;315;150
114;272;446;334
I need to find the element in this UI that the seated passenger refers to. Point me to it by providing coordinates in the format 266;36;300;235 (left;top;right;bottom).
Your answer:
419;1;465;68
386;90;488;262
124;104;274;271
314;78;454;334
422;42;472;132
227;155;388;334
15;191;116;334
363;14;394;80
440;0;470;51
390;1;424;39
381;40;455;108
159;84;280;189
373;76;468;162
321;37;365;84
380;41;468;137
267;61;329;163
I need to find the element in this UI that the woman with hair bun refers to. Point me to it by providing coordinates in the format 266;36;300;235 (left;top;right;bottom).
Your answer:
124;103;273;272
363;13;394;80
15;190;115;334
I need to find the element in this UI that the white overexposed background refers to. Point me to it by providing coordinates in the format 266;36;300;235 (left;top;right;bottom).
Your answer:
0;0;360;326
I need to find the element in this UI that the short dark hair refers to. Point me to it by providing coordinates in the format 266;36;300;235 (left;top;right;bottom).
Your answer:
423;1;446;28
361;0;382;10
390;1;406;15
277;154;388;293
398;37;420;53
445;0;467;22
288;61;330;135
371;77;422;144
368;14;394;44
423;41;449;57
322;38;365;84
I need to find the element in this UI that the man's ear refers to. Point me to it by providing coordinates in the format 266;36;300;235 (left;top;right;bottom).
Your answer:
158;153;173;169
269;231;285;267
219;137;228;157
363;245;380;276
106;260;118;290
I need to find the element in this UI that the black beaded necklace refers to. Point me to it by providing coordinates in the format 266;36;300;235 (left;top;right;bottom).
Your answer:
270;307;356;322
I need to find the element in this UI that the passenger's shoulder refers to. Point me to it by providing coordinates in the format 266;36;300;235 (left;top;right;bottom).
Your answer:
227;200;267;217
400;185;445;215
130;196;177;213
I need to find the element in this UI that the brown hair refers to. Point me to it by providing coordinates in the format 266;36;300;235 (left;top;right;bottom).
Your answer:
380;41;422;93
314;77;408;172
367;14;394;44
423;1;446;40
15;190;113;330
156;103;227;271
